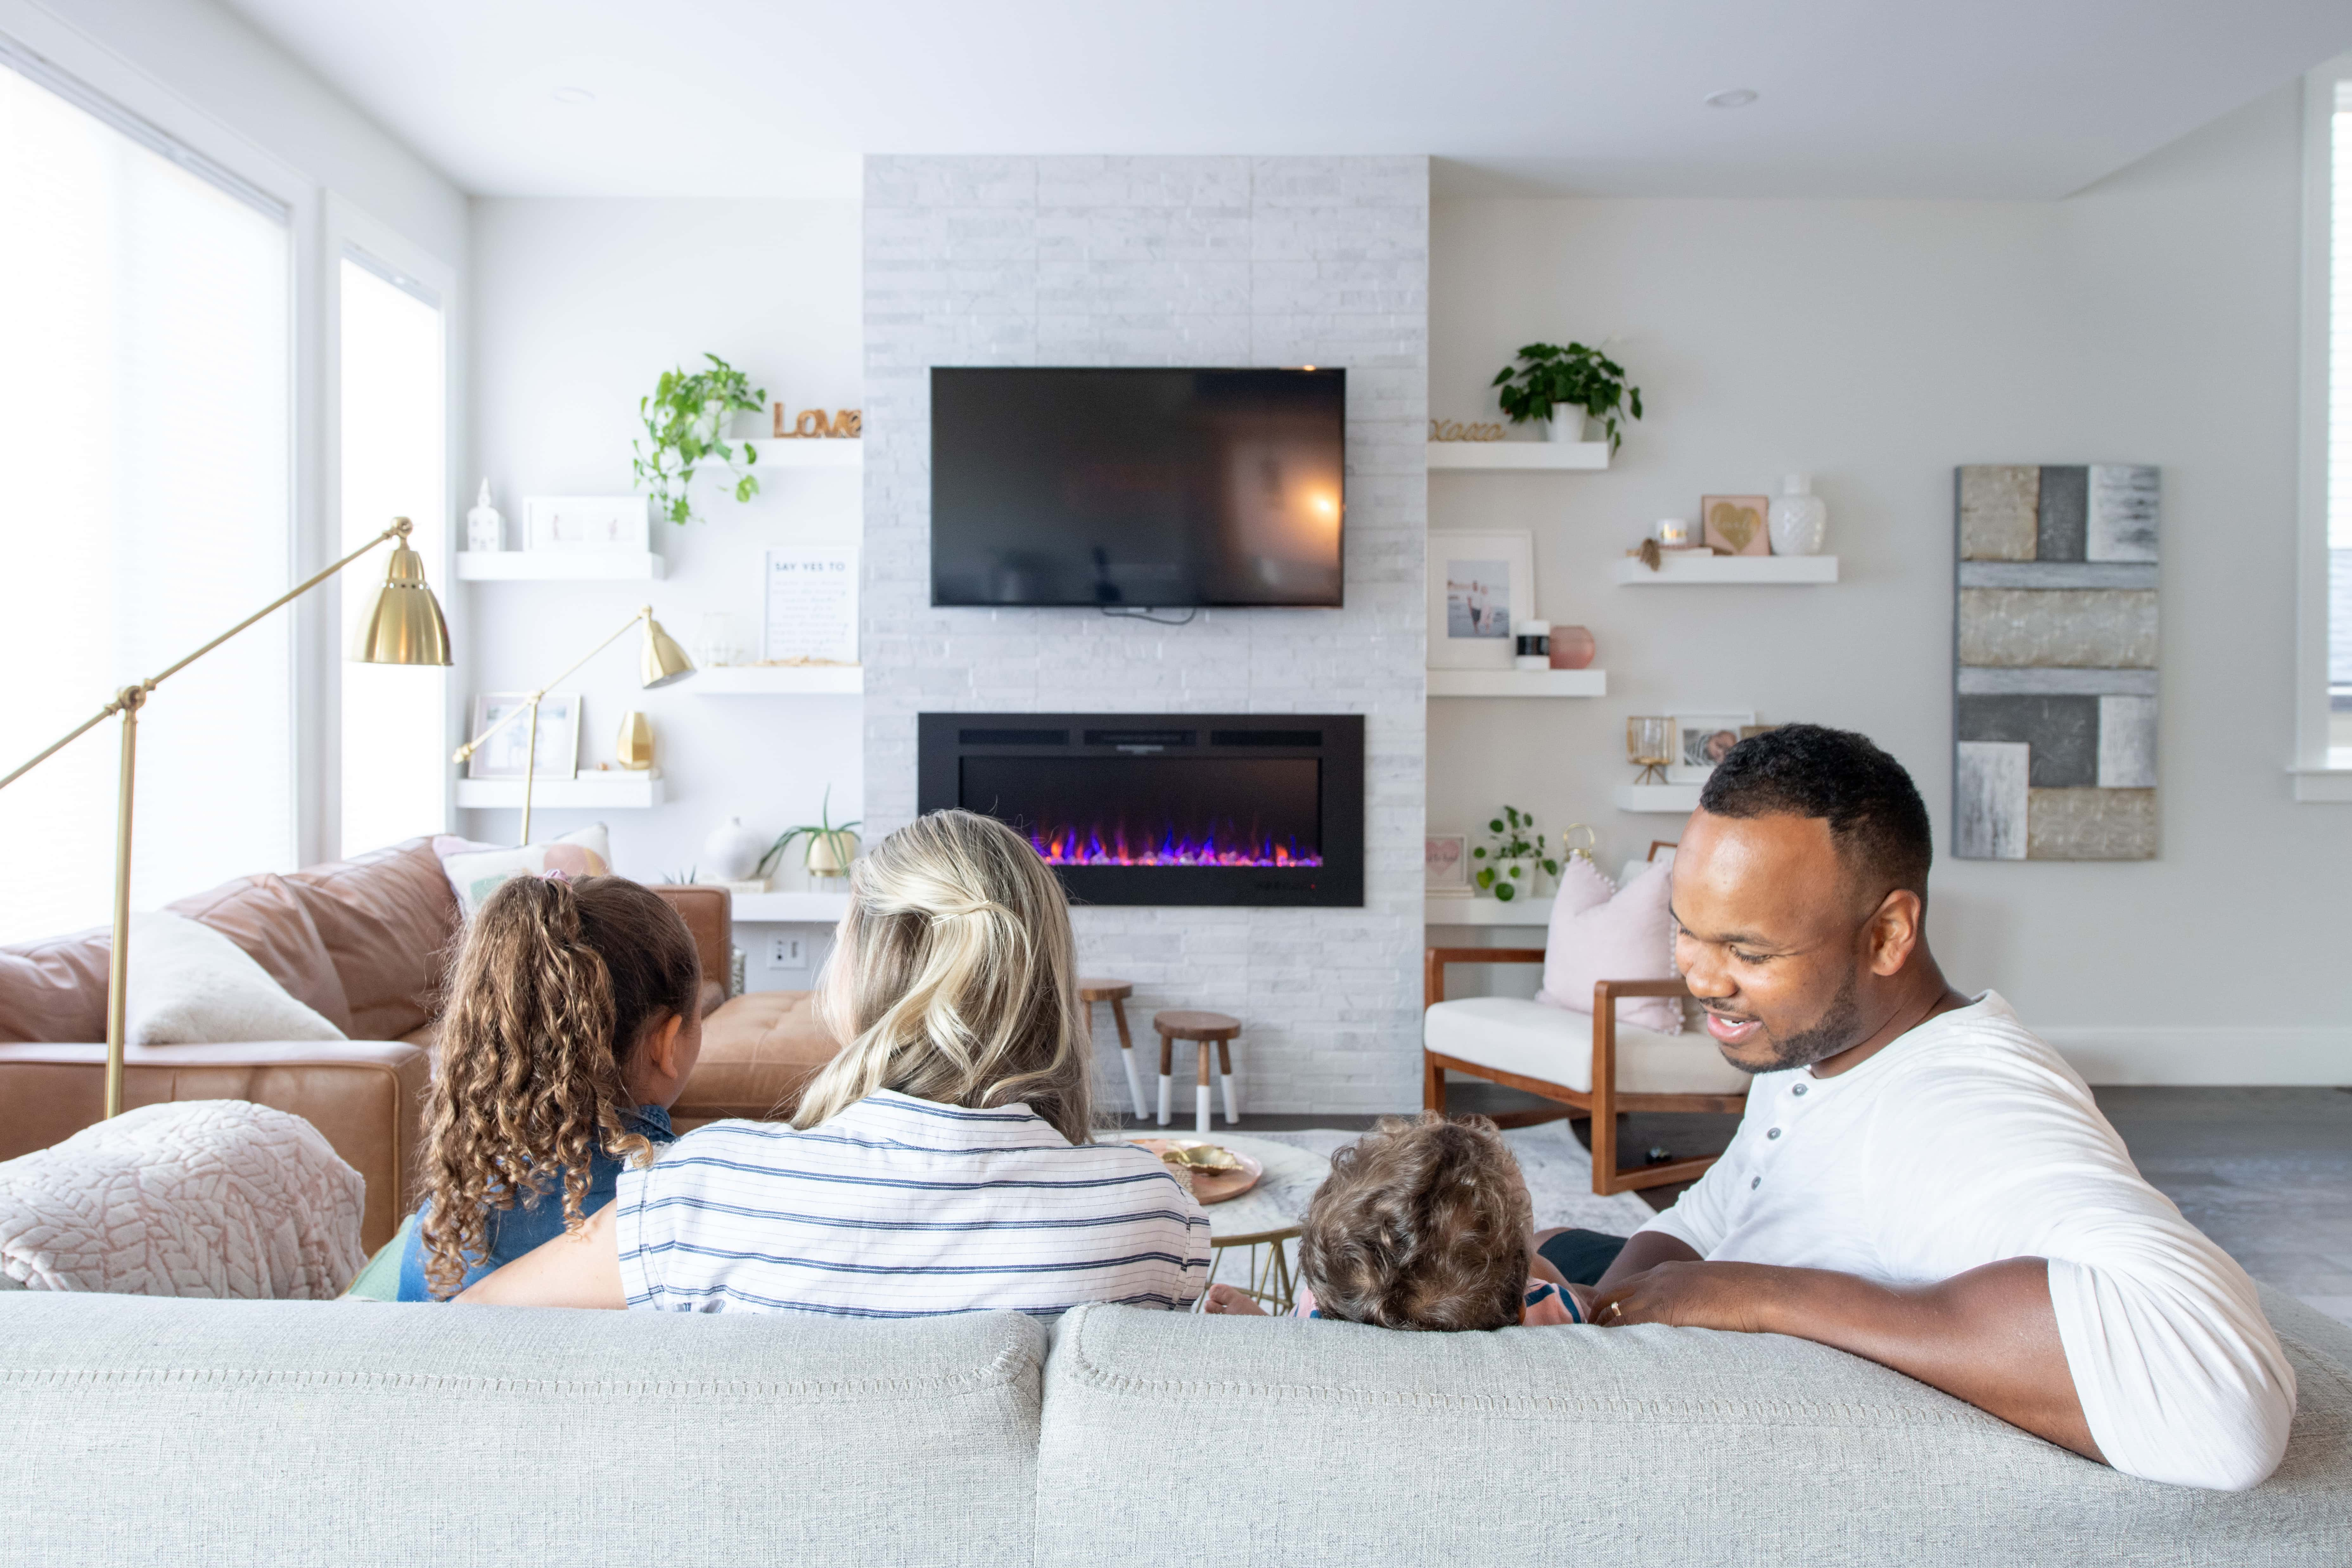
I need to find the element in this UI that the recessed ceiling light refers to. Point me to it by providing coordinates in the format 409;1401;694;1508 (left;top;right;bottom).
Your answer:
1704;88;1759;109
551;86;596;104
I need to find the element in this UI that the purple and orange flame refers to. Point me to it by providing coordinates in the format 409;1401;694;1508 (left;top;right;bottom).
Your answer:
1029;823;1320;868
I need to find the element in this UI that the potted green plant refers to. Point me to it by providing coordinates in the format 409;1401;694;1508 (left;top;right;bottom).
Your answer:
757;788;863;885
1471;805;1560;901
632;353;767;524
1490;342;1643;452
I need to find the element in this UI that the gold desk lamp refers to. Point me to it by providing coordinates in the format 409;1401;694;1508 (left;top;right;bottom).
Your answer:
0;518;452;1120
451;606;694;845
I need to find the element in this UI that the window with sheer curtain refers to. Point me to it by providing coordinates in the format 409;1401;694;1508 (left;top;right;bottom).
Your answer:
0;52;294;945
2329;79;2352;762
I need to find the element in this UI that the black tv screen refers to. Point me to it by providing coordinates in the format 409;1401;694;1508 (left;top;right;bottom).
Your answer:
930;367;1344;608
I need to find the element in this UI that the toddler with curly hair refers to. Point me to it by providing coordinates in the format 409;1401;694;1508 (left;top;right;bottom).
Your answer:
1205;1113;1594;1328
391;873;703;1300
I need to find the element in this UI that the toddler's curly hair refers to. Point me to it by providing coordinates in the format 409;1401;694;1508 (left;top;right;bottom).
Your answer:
1297;1112;1533;1332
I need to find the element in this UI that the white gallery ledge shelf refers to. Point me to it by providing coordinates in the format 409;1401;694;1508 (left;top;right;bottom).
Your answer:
732;891;852;923
1426;896;1555;926
1427;441;1608;471
457;551;665;581
1612;555;1840;586
730;437;863;467
690;665;864;695
1428;669;1607;698
454;774;665;810
1613;784;1702;814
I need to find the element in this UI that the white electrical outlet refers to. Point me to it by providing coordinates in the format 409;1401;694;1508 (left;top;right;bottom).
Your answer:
769;935;806;968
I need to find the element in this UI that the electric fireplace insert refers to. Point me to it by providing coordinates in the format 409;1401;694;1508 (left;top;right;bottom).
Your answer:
917;713;1364;907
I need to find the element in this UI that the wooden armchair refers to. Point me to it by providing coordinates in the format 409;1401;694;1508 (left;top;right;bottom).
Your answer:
1421;950;1749;1196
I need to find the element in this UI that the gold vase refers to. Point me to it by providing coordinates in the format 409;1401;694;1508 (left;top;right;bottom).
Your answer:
617;711;655;771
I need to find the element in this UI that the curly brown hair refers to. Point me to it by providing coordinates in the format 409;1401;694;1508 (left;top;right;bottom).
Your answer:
415;874;700;1298
1297;1112;1534;1332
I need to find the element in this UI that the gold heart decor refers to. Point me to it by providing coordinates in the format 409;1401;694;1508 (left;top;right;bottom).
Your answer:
1710;502;1761;552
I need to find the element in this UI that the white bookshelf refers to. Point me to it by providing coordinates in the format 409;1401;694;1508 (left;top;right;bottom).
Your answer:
1427;441;1608;471
1425;896;1555;926
1613;555;1839;586
457;551;665;581
1428;669;1606;698
1613;784;1702;814
732;890;852;922
455;773;665;810
689;664;864;695
729;437;863;467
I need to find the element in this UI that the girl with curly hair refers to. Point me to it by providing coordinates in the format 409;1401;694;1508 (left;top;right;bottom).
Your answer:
393;873;702;1300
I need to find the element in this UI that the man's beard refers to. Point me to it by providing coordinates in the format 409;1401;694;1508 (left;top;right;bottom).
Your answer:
1722;969;1863;1074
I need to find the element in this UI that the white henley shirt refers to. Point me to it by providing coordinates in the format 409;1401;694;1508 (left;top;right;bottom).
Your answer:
1636;991;2297;1490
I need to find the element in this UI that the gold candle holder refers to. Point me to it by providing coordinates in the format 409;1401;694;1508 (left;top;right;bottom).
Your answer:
1627;716;1672;785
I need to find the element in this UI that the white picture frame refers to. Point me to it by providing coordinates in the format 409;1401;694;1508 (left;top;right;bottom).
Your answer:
764;545;860;665
1426;833;1470;893
1428;530;1534;670
1666;710;1757;785
466;692;582;780
523;495;650;554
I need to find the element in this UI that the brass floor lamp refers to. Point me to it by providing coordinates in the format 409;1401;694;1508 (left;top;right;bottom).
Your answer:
0;518;452;1120
451;605;694;845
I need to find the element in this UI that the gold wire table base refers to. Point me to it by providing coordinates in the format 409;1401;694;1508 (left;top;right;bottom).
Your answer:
1199;1226;1300;1314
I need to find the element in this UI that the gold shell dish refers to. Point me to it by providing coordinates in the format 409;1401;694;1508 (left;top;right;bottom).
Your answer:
1155;1141;1241;1174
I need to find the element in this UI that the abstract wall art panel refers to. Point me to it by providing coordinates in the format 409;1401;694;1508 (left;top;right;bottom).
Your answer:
1953;465;2158;860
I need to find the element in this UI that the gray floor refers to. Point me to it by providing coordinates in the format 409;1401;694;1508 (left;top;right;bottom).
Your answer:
1111;1085;2352;1326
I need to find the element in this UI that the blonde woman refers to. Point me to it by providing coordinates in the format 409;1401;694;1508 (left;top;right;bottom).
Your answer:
461;810;1211;1316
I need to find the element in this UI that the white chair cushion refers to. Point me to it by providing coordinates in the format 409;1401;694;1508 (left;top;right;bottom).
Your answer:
1423;997;1753;1097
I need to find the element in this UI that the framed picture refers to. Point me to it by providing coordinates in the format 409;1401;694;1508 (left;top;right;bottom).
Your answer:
764;545;860;664
1428;530;1533;670
466;692;581;780
1425;833;1470;893
1701;495;1773;556
1667;710;1756;784
523;495;650;553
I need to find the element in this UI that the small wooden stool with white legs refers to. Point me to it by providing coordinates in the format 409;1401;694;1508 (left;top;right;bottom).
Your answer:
1079;978;1149;1122
1152;1010;1241;1135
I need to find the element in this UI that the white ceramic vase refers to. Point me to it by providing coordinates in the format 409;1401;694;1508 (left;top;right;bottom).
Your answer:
1545;405;1588;443
1769;473;1829;556
703;816;769;882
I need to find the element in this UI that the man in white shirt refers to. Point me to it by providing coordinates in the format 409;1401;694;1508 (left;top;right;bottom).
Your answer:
1591;724;2297;1491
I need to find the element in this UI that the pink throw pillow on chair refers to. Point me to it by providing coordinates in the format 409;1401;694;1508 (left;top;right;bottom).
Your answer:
1533;860;1682;1034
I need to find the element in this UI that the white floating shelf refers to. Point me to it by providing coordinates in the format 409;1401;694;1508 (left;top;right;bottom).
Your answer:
1613;555;1839;585
732;891;851;923
1427;441;1608;471
730;437;863;467
457;551;665;581
1613;784;1702;814
689;665;864;695
1426;896;1555;926
455;774;665;810
1428;668;1607;698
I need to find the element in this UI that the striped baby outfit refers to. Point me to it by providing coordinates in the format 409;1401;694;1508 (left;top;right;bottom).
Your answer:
614;1089;1211;1318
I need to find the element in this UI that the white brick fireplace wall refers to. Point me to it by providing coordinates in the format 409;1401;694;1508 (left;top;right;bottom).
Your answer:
861;155;1428;1114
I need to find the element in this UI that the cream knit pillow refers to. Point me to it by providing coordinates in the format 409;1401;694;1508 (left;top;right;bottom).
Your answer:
124;912;348;1045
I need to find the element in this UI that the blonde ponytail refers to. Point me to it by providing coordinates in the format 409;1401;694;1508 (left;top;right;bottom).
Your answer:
792;810;1092;1144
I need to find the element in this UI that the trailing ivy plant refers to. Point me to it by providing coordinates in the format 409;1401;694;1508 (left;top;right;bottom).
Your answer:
1471;805;1560;902
1490;342;1643;453
633;353;767;524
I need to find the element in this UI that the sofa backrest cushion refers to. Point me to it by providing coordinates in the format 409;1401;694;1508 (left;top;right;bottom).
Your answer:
0;1294;1046;1566
285;837;461;1040
168;872;354;1034
1035;1291;2352;1566
0;930;111;1044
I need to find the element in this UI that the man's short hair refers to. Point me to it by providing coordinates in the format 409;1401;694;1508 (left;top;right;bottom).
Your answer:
1698;724;1933;904
1298;1113;1530;1332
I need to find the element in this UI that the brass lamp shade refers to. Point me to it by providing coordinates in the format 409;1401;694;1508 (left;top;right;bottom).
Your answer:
639;612;694;688
351;524;453;666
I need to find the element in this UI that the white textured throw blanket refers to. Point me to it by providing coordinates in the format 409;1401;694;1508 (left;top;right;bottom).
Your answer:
0;1101;365;1298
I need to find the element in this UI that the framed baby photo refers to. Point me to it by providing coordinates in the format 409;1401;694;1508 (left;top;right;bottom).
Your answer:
1701;495;1773;556
466;692;582;780
1667;710;1755;784
1428;530;1533;670
1426;833;1470;894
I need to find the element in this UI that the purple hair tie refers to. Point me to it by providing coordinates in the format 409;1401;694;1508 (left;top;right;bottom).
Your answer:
540;868;572;884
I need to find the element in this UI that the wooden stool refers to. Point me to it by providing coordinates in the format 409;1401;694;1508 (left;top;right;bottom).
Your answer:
1152;1010;1241;1134
1078;979;1148;1121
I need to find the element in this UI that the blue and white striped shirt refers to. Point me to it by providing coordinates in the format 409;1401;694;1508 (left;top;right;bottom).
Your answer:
613;1090;1211;1318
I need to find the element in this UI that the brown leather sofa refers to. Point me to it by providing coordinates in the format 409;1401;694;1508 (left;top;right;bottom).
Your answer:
0;837;840;1251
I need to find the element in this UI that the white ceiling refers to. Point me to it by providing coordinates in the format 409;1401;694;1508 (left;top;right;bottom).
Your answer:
220;0;2352;201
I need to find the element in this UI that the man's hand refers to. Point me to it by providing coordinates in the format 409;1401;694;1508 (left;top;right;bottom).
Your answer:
1203;1283;1269;1316
1592;1259;1786;1333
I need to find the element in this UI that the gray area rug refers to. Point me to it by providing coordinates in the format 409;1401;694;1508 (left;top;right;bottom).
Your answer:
1249;1122;1657;1237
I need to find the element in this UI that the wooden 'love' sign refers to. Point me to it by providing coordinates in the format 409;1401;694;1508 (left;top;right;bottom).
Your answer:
773;405;864;439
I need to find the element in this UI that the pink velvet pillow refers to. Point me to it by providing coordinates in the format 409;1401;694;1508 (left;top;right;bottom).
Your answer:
1533;860;1682;1033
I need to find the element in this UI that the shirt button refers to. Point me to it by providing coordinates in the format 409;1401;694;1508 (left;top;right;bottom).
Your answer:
1791;1084;1808;1097
1767;1128;1781;1139
1750;1176;1761;1189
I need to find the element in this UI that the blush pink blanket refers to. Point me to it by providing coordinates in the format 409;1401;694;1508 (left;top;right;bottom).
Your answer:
0;1100;365;1298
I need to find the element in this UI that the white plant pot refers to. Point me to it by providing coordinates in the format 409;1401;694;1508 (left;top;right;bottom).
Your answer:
1546;406;1588;443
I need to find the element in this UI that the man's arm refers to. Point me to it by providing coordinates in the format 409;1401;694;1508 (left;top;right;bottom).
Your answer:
1592;1230;1700;1296
454;1202;627;1309
1596;1255;2103;1462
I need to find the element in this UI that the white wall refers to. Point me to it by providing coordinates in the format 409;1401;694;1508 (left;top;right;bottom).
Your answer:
1429;83;2352;1082
467;198;865;985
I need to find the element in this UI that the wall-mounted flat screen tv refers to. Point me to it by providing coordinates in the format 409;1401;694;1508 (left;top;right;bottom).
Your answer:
930;367;1344;608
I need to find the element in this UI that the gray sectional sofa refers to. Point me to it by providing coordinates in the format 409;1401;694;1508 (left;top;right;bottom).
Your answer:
1;1286;2345;1564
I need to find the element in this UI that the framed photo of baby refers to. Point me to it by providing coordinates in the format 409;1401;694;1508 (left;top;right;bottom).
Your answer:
1667;710;1754;784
